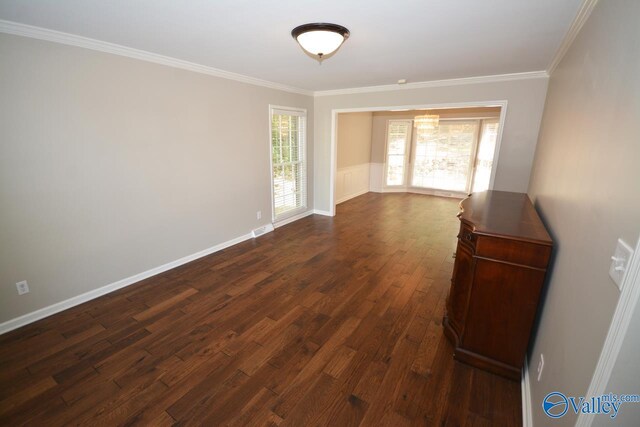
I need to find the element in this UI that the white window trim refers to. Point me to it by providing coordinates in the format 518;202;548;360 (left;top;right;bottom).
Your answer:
382;119;413;188
471;118;500;193
268;105;308;224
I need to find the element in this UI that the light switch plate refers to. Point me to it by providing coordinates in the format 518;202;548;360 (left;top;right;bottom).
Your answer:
609;239;634;290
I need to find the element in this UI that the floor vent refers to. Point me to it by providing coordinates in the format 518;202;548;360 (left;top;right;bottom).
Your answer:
251;224;274;238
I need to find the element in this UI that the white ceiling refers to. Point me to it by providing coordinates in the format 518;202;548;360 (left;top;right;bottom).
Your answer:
0;0;584;92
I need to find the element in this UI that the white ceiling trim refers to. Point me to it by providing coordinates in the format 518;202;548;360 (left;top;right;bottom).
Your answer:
547;0;599;75
1;18;567;98
0;19;314;96
313;71;549;97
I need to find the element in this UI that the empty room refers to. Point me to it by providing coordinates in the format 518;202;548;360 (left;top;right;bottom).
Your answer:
1;1;639;426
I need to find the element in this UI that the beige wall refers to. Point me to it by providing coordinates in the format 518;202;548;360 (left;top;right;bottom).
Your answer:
370;107;501;164
337;112;372;168
313;78;548;212
527;1;640;425
0;34;313;324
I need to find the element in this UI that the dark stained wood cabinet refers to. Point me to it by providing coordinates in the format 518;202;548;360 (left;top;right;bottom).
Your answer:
443;190;552;380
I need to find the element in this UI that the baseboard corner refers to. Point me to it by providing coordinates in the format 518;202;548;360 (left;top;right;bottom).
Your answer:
313;209;334;217
335;189;369;205
273;210;314;228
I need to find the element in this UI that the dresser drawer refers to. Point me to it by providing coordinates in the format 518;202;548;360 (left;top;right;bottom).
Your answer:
475;235;552;269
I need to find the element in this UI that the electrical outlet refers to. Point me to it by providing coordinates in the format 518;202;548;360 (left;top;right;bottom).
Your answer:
537;353;545;382
16;280;29;295
257;210;262;220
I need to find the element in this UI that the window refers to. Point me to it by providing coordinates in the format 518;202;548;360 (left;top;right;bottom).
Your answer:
383;116;500;194
412;120;478;192
471;119;499;193
270;107;307;222
385;120;412;186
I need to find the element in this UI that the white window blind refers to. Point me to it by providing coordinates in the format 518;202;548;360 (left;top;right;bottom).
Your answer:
270;107;307;222
385;120;412;186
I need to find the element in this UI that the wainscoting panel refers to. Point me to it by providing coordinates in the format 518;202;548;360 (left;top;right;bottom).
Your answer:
369;162;384;193
335;163;371;204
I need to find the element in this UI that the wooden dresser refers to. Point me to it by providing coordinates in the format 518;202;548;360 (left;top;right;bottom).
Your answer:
443;190;552;380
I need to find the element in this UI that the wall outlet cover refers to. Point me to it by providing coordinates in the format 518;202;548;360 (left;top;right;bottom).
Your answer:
16;280;30;295
609;238;634;290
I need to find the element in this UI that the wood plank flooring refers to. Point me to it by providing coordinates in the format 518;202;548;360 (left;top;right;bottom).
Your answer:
0;193;521;426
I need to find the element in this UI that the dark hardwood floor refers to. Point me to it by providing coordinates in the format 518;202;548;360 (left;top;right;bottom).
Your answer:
0;193;521;426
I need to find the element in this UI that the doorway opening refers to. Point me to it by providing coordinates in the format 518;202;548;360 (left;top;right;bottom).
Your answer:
332;103;506;214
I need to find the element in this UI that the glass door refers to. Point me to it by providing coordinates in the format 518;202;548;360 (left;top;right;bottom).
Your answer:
384;120;413;187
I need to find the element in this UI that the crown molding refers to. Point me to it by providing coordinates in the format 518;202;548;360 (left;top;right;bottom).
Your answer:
0;19;313;96
547;0;599;75
313;71;549;97
0;19;554;99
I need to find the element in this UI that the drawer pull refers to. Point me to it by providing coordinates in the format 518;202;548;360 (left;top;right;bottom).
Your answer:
465;233;472;241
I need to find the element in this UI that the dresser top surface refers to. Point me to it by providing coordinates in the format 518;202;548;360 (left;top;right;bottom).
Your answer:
459;191;552;245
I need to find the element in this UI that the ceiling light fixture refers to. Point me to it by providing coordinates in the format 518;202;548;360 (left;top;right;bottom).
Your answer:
415;115;440;131
291;23;350;63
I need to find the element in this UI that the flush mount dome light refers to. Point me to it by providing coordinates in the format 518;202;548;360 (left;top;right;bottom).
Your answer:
291;23;350;63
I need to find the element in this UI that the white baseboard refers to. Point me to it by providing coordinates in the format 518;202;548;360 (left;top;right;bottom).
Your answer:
274;210;314;228
522;356;533;427
377;187;466;199
0;230;263;335
313;209;334;217
336;188;369;205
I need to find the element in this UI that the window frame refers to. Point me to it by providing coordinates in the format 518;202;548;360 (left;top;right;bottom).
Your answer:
470;118;500;193
383;119;414;188
269;105;308;224
410;119;480;193
383;117;499;196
